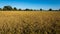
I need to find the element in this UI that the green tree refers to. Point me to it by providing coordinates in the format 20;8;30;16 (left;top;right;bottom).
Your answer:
19;9;21;11
59;9;60;11
24;9;33;11
3;6;12;11
40;8;43;11
13;7;17;11
25;8;30;11
0;8;2;11
30;9;33;11
34;9;37;11
49;8;52;11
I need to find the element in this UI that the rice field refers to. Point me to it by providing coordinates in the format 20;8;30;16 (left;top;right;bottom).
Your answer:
0;11;60;34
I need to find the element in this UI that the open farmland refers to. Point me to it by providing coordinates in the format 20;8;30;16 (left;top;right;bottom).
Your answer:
0;11;60;34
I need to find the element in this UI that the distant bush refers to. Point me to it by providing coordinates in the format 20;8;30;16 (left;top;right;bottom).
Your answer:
0;5;60;11
24;8;30;11
49;8;52;11
24;8;33;11
0;8;2;11
40;8;43;11
59;9;60;11
33;9;37;11
3;6;12;11
13;7;17;11
18;9;21;11
29;9;33;11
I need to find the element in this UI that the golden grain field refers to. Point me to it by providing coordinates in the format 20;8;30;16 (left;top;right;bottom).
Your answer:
0;11;60;34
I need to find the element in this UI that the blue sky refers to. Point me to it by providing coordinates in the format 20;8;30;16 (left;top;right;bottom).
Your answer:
0;0;60;10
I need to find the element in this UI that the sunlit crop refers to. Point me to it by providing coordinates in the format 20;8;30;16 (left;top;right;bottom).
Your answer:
0;11;60;34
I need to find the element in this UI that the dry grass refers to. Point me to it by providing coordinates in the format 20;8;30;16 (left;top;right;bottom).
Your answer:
0;11;60;34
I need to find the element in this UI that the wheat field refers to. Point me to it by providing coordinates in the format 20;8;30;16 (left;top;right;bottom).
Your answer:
0;11;60;34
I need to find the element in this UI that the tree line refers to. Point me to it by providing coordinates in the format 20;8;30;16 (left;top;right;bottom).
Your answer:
0;6;60;11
